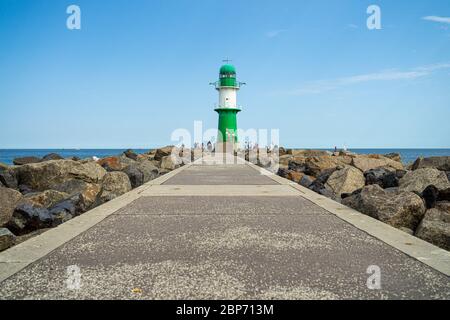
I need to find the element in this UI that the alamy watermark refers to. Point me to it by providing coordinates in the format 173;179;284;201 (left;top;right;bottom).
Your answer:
367;5;382;30
366;265;381;290
66;265;82;290
66;5;81;30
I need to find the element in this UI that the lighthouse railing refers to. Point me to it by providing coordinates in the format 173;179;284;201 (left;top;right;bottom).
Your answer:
209;81;245;90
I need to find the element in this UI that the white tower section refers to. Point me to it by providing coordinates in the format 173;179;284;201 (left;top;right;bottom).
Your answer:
219;87;238;109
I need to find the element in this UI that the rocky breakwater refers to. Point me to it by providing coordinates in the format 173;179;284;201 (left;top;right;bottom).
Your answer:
0;146;187;252
258;150;450;251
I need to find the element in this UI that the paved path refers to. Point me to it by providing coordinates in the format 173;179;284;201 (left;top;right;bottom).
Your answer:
0;156;449;299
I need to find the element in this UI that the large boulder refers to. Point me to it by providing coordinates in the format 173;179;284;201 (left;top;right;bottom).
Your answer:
0;188;23;227
13;157;41;166
154;146;176;161
399;168;450;194
286;171;304;183
23;190;69;208
96;172;132;205
342;184;426;230
384;153;402;163
352;155;404;172
49;200;76;226
308;168;337;193
279;155;293;166
299;175;315;188
160;155;182;170
288;157;307;171
122;165;144;188
0;166;18;189
48;179;101;213
0;228;15;252
7;204;53;234
42;153;64;161
97;156;123;171
14;160;106;191
364;168;399;189
136;161;159;183
124;149;139;161
291;150;331;157
325;166;365;197
304;156;339;177
412;156;450;172
122;161;159;188
415;208;450;250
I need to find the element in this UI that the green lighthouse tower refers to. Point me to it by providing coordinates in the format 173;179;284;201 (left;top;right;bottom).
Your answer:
211;62;245;152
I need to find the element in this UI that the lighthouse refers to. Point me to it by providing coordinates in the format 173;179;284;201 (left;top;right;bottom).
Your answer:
211;62;245;153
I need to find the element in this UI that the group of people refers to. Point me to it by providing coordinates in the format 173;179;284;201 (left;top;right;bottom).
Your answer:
191;141;214;152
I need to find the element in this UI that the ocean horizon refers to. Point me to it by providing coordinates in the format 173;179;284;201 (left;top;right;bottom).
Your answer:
1;148;449;166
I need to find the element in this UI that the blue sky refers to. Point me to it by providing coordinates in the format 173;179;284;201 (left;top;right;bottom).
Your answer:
0;0;449;148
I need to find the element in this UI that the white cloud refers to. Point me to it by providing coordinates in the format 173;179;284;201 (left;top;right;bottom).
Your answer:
266;29;286;38
422;16;450;24
286;63;450;96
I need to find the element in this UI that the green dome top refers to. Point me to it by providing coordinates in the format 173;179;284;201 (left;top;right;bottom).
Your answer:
219;64;236;75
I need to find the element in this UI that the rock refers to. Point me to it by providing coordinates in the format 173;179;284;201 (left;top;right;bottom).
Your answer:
412;156;450;171
304;156;339;177
291;150;331;157
341;188;363;200
342;185;426;230
364;168;399;189
42;153;64;161
8;204;53;234
160;155;182;170
399;168;450;194
279;155;293;166
287;171;304;183
136;161;159;183
97;156;123;171
352;155;404;172
51;179;101;212
122;165;144;188
288;157;307;172
124;149;139;161
13;157;41;166
415;208;450;250
97;172;132;204
23;190;69;208
319;188;336;200
277;166;290;179
0;188;23;227
447;171;450;182
18;184;34;195
436;201;450;212
14;160;106;191
421;185;439;209
325;167;365;197
0;166;18;189
396;170;407;179
49;200;76;226
299;175;315;188
438;187;450;201
154;146;175;161
0;228;15;252
384;153;402;162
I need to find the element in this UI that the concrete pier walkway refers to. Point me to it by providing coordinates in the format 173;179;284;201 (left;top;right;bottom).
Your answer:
0;156;449;299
